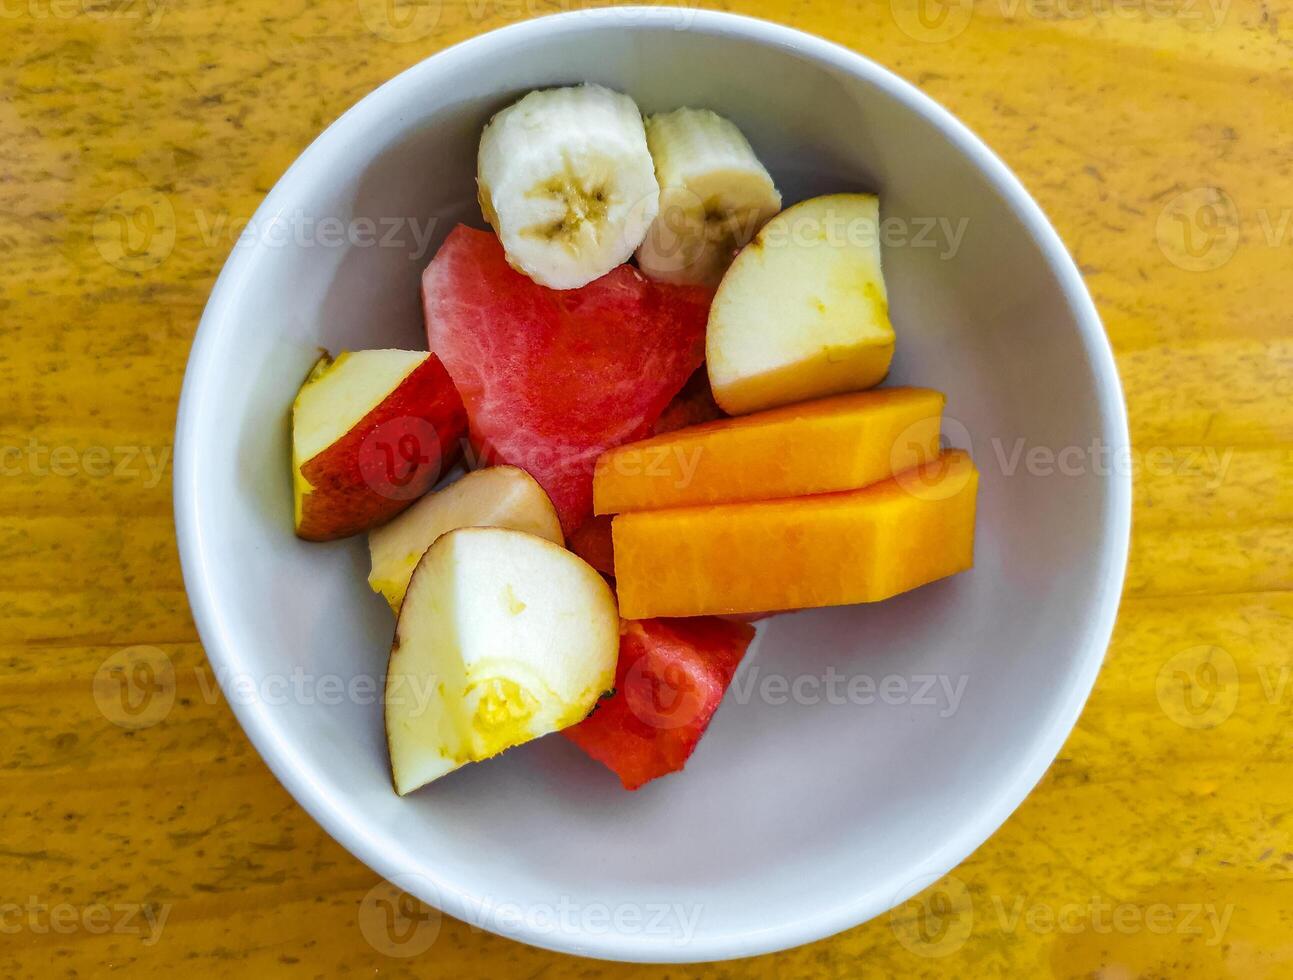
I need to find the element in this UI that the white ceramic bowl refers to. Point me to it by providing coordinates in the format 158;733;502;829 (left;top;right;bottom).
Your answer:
175;8;1130;963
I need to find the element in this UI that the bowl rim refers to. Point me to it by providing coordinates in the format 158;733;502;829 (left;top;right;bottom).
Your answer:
173;6;1132;963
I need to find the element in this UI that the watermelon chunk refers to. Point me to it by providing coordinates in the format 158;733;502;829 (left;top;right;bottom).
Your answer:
423;225;711;533
650;367;725;436
563;617;756;790
565;371;722;577
567;514;616;577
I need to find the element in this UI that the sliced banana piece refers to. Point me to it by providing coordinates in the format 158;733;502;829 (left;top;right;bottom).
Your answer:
635;108;782;287
477;84;660;290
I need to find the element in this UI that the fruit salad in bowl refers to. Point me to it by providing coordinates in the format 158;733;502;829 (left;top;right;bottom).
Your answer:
175;9;1128;962
287;83;980;796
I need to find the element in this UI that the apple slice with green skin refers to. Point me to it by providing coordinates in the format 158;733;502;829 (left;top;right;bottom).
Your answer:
292;349;466;541
706;193;895;415
367;465;563;612
386;526;619;795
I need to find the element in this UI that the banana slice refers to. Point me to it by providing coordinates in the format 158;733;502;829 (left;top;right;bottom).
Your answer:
635;108;782;286
477;84;660;290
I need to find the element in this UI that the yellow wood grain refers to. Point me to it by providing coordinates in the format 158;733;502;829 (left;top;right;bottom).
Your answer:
2;0;1290;975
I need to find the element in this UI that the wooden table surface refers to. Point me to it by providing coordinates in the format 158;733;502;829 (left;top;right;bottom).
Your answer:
3;0;1291;976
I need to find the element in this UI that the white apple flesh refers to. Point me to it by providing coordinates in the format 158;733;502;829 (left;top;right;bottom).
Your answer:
706;193;896;415
367;465;563;612
293;351;426;466
385;527;619;795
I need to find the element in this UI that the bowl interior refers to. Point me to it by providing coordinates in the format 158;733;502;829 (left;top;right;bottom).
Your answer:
177;11;1128;963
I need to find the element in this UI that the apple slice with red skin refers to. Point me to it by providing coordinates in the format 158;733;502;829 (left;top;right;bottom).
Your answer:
292;349;466;541
563;616;756;789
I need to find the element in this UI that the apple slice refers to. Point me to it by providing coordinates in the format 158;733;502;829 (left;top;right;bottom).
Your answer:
292;349;466;542
368;465;563;611
706;193;895;415
385;527;618;795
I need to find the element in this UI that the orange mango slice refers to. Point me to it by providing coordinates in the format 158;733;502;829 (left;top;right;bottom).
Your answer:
612;451;978;619
594;387;944;514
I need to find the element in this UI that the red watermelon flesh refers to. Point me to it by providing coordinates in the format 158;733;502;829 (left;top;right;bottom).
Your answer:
563;370;723;574
650;367;725;436
423;225;712;533
567;514;616;578
563;617;756;790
